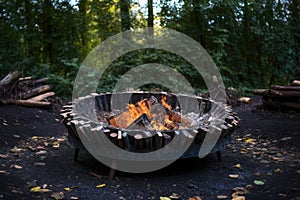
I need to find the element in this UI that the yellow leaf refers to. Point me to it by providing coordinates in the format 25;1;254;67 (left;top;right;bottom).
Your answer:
229;174;239;179
64;187;71;191
245;138;252;143
96;183;106;188
52;141;60;149
234;163;241;168
30;186;41;192
39;189;50;193
160;197;171;200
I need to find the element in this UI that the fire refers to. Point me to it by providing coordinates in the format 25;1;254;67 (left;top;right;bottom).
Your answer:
161;95;172;110
127;99;151;121
108;95;191;130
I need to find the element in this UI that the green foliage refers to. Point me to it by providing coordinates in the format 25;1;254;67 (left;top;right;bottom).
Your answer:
0;0;299;98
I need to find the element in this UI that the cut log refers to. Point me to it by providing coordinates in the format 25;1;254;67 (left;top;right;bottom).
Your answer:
254;89;267;95
238;97;253;104
0;71;20;86
271;85;300;91
18;76;32;81
19;85;51;99
0;99;52;109
254;89;300;98
268;89;300;97
28;92;55;102
292;80;300;86
20;77;49;86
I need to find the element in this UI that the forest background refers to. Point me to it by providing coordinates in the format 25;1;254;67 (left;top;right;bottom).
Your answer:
0;0;299;97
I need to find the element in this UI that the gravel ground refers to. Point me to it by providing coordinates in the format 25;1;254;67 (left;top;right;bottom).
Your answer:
0;96;299;200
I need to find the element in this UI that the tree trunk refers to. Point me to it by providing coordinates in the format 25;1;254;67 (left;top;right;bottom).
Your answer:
120;0;130;32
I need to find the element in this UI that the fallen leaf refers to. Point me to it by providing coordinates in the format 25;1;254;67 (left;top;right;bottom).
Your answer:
160;197;171;200
245;138;252;143
273;168;281;173
34;162;46;166
278;193;287;197
217;195;227;199
64;187;71;191
234;163;241;169
188;196;202;200
0;154;8;158
39;188;50;192
51;192;65;200
52;141;60;149
36;150;47;155
14;165;23;169
254;180;265;185
32;136;39;140
10;147;23;153
281;137;291;141
232;196;245;200
96;183;106;188
30;186;41;193
169;193;180;199
229;174;239;179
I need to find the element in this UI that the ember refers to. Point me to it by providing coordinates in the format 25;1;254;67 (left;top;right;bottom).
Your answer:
108;95;195;131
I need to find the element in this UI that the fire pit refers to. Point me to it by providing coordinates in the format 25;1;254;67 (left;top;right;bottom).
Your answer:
61;92;239;177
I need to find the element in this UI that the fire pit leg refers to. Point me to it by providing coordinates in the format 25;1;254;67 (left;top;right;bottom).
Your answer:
109;161;117;180
216;150;222;161
109;168;116;180
73;148;80;161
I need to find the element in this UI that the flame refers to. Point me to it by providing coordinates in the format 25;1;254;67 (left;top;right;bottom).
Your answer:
110;96;179;130
161;95;172;110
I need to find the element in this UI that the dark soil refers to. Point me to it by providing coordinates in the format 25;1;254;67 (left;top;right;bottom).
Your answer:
0;96;299;200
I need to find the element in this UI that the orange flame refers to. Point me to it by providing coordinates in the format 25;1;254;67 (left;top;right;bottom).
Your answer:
110;96;178;130
161;95;172;110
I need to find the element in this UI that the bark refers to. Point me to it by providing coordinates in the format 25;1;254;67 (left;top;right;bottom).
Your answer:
1;99;52;109
19;85;51;99
0;71;20;86
28;91;55;102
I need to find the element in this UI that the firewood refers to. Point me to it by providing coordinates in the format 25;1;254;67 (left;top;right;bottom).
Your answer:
292;80;300;86
0;99;51;109
167;110;192;127
0;71;20;86
28;92;55;102
268;89;300;97
19;85;51;99
271;85;300;91
253;89;267;95
238;97;253;104
19;77;49;86
18;76;32;81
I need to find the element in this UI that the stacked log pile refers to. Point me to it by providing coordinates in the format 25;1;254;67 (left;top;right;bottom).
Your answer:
254;80;300;110
0;71;55;109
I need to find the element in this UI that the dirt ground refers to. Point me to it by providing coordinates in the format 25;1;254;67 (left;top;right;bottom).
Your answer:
0;96;299;200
